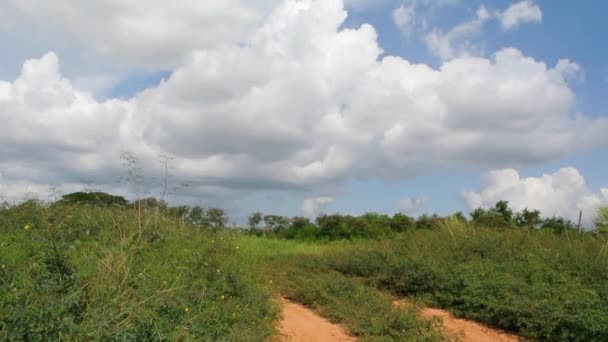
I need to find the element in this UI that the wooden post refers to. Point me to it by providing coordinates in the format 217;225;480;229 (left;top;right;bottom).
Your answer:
577;210;582;233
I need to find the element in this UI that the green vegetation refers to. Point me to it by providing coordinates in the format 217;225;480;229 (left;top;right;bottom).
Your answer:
0;196;440;341
2;192;608;341
0;202;275;341
321;224;608;341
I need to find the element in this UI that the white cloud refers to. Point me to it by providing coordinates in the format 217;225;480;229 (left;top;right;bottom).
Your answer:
2;0;282;69
1;0;607;209
462;168;608;227
393;4;416;36
0;11;9;31
398;197;428;214
424;5;491;60
497;0;542;31
301;196;334;218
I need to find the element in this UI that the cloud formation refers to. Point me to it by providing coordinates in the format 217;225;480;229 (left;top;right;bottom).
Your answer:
392;4;416;36
302;196;334;218
462;168;608;227
1;0;607;209
424;5;491;60
397;197;428;215
422;1;543;60
497;0;542;31
2;0;282;68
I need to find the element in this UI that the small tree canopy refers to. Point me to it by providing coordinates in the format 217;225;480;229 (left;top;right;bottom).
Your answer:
248;212;263;228
57;192;128;207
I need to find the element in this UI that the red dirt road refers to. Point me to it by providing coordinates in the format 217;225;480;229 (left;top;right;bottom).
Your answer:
277;298;356;342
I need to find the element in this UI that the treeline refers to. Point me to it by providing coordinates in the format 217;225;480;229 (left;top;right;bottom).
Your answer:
3;192;607;239
0;192;230;229
248;200;608;240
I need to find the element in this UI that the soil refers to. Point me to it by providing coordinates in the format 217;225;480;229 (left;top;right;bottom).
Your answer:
277;298;356;342
396;300;524;342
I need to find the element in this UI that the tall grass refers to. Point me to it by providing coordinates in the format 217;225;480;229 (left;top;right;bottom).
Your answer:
3;199;608;341
0;203;277;341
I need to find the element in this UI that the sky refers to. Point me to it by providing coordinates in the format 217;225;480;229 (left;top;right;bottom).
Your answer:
0;0;607;225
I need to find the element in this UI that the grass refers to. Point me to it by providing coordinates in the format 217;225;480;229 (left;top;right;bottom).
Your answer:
0;204;277;341
2;201;608;341
0;203;441;341
318;223;608;341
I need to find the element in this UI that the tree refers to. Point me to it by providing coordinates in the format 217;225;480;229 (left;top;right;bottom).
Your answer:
494;201;514;223
57;192;128;207
514;208;541;228
452;211;467;222
291;216;311;230
390;213;415;232
469;201;519;229
541;217;575;234
416;214;442;230
207;208;228;228
167;205;190;224
186;206;207;226
133;197;168;211
248;212;263;229
263;215;289;230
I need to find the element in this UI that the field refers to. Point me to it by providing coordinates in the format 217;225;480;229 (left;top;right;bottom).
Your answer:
1;199;608;341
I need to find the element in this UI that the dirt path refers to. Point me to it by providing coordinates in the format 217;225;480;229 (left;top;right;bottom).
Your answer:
277;298;356;342
395;300;523;342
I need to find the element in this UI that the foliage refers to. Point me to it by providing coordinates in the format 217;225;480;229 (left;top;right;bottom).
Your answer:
596;208;608;235
3;195;608;340
207;208;228;228
415;214;443;230
0;203;275;341
55;191;129;207
390;213;416;232
514;208;542;228
132;197;168;211
321;223;608;341
248;212;263;229
541;216;576;234
263;215;290;231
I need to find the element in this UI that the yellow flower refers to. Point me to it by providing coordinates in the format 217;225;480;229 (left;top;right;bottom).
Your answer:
184;307;190;313
24;224;31;231
220;295;225;300
235;246;240;250
216;269;221;273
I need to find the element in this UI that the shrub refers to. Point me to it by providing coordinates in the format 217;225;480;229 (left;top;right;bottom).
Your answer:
390;213;415;232
55;192;128;207
596;208;608;235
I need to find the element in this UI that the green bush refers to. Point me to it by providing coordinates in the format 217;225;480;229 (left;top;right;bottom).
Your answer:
321;225;608;340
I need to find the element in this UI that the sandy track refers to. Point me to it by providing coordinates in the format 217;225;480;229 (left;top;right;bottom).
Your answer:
276;297;522;342
396;300;523;342
277;298;356;342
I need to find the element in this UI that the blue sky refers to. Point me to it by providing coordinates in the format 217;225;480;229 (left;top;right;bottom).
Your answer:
0;0;607;224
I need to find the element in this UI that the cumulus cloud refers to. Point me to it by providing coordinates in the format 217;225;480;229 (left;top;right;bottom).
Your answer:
1;0;607;209
424;5;491;60
1;0;282;69
497;0;542;31
301;196;334;218
398;197;428;215
462;168;608;227
392;4;416;36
